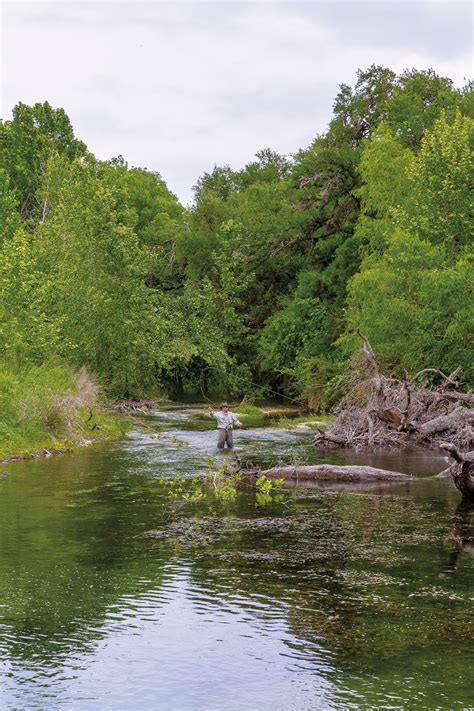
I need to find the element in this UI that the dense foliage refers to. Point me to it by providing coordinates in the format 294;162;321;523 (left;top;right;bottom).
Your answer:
0;67;472;408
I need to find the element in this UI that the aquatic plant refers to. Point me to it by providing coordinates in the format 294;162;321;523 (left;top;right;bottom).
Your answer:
160;459;286;518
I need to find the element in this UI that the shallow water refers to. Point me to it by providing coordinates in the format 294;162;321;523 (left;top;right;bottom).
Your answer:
0;404;472;710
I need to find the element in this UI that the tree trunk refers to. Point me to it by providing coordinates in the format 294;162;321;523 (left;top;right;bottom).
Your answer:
417;407;474;440
246;464;411;482
439;442;474;500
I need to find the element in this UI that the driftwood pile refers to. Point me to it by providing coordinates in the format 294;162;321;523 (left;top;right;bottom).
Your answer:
315;333;473;450
115;399;159;414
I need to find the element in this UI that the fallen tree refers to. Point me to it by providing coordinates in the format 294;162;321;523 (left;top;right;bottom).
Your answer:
245;464;411;483
315;333;473;450
236;446;472;500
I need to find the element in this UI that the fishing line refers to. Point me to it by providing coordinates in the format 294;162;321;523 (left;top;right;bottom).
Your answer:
228;373;313;410
200;370;313;411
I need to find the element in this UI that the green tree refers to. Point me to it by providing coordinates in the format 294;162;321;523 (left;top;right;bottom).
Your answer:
398;110;473;249
100;159;185;288
344;112;473;383
386;69;464;148
345;231;474;381
0;154;155;393
0;102;87;220
353;123;413;254
0;168;20;245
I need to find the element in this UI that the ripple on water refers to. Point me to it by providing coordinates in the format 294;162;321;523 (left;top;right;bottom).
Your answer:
0;404;471;710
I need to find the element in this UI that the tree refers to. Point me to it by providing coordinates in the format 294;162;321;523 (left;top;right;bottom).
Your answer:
343;109;473;386
0;154;155;392
345;231;474;381
100;160;186;289
0;102;87;220
353;123;413;254
386;69;462;148
397;111;473;250
0;168;20;245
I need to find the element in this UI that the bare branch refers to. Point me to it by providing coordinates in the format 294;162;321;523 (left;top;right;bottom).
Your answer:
410;368;462;388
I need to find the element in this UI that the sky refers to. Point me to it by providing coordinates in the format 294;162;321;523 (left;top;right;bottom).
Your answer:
1;1;472;204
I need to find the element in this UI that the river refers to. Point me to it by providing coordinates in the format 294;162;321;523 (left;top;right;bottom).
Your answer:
0;404;472;710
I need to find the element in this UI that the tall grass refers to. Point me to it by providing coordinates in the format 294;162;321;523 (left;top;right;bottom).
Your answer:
0;361;125;458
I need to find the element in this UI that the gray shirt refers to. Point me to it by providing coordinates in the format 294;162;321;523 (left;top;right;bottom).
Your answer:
211;411;242;429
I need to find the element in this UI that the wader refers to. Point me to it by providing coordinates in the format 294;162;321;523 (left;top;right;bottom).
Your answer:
217;427;234;449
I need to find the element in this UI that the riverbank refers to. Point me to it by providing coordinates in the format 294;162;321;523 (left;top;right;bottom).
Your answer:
0;361;131;464
0;409;131;464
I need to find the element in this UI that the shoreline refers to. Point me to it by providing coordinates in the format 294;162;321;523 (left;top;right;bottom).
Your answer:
0;411;131;466
0;434;123;466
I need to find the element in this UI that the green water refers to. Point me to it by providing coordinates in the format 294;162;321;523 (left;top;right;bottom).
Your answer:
0;405;472;710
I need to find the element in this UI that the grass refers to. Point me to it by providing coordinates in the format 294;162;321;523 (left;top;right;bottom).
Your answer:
232;403;268;426
0;361;130;460
275;413;335;429
232;403;264;415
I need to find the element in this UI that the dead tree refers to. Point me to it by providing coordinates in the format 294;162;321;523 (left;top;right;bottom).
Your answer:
439;442;474;501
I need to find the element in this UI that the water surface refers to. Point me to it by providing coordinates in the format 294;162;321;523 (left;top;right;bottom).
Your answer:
0;405;472;709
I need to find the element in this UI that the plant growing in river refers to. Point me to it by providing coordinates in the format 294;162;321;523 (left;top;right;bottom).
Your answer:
168;475;205;503
255;475;285;494
162;459;287;517
254;475;286;506
205;457;243;503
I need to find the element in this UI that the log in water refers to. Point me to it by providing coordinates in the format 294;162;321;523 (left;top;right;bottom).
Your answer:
248;464;411;481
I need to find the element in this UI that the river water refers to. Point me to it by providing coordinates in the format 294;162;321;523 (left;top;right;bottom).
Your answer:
0;405;472;710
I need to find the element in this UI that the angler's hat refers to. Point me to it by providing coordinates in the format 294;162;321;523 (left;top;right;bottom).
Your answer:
220;402;230;409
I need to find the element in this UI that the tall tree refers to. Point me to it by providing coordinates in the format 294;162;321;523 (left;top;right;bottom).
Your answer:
0;102;87;221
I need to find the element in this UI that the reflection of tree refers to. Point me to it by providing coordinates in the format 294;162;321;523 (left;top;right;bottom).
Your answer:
439;443;474;500
0;448;173;666
439;500;474;577
2;442;473;709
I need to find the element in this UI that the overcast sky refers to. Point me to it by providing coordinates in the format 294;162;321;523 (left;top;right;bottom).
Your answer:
1;1;472;203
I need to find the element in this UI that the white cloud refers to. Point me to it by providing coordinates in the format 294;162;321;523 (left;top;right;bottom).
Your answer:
1;1;472;203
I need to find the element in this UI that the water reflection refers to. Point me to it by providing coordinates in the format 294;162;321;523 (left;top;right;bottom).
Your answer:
0;405;472;709
439;500;474;577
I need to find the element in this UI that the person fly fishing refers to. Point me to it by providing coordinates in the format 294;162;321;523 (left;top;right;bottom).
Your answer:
209;403;242;449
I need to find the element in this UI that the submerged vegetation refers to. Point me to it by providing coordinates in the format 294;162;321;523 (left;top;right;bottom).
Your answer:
0;66;472;456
